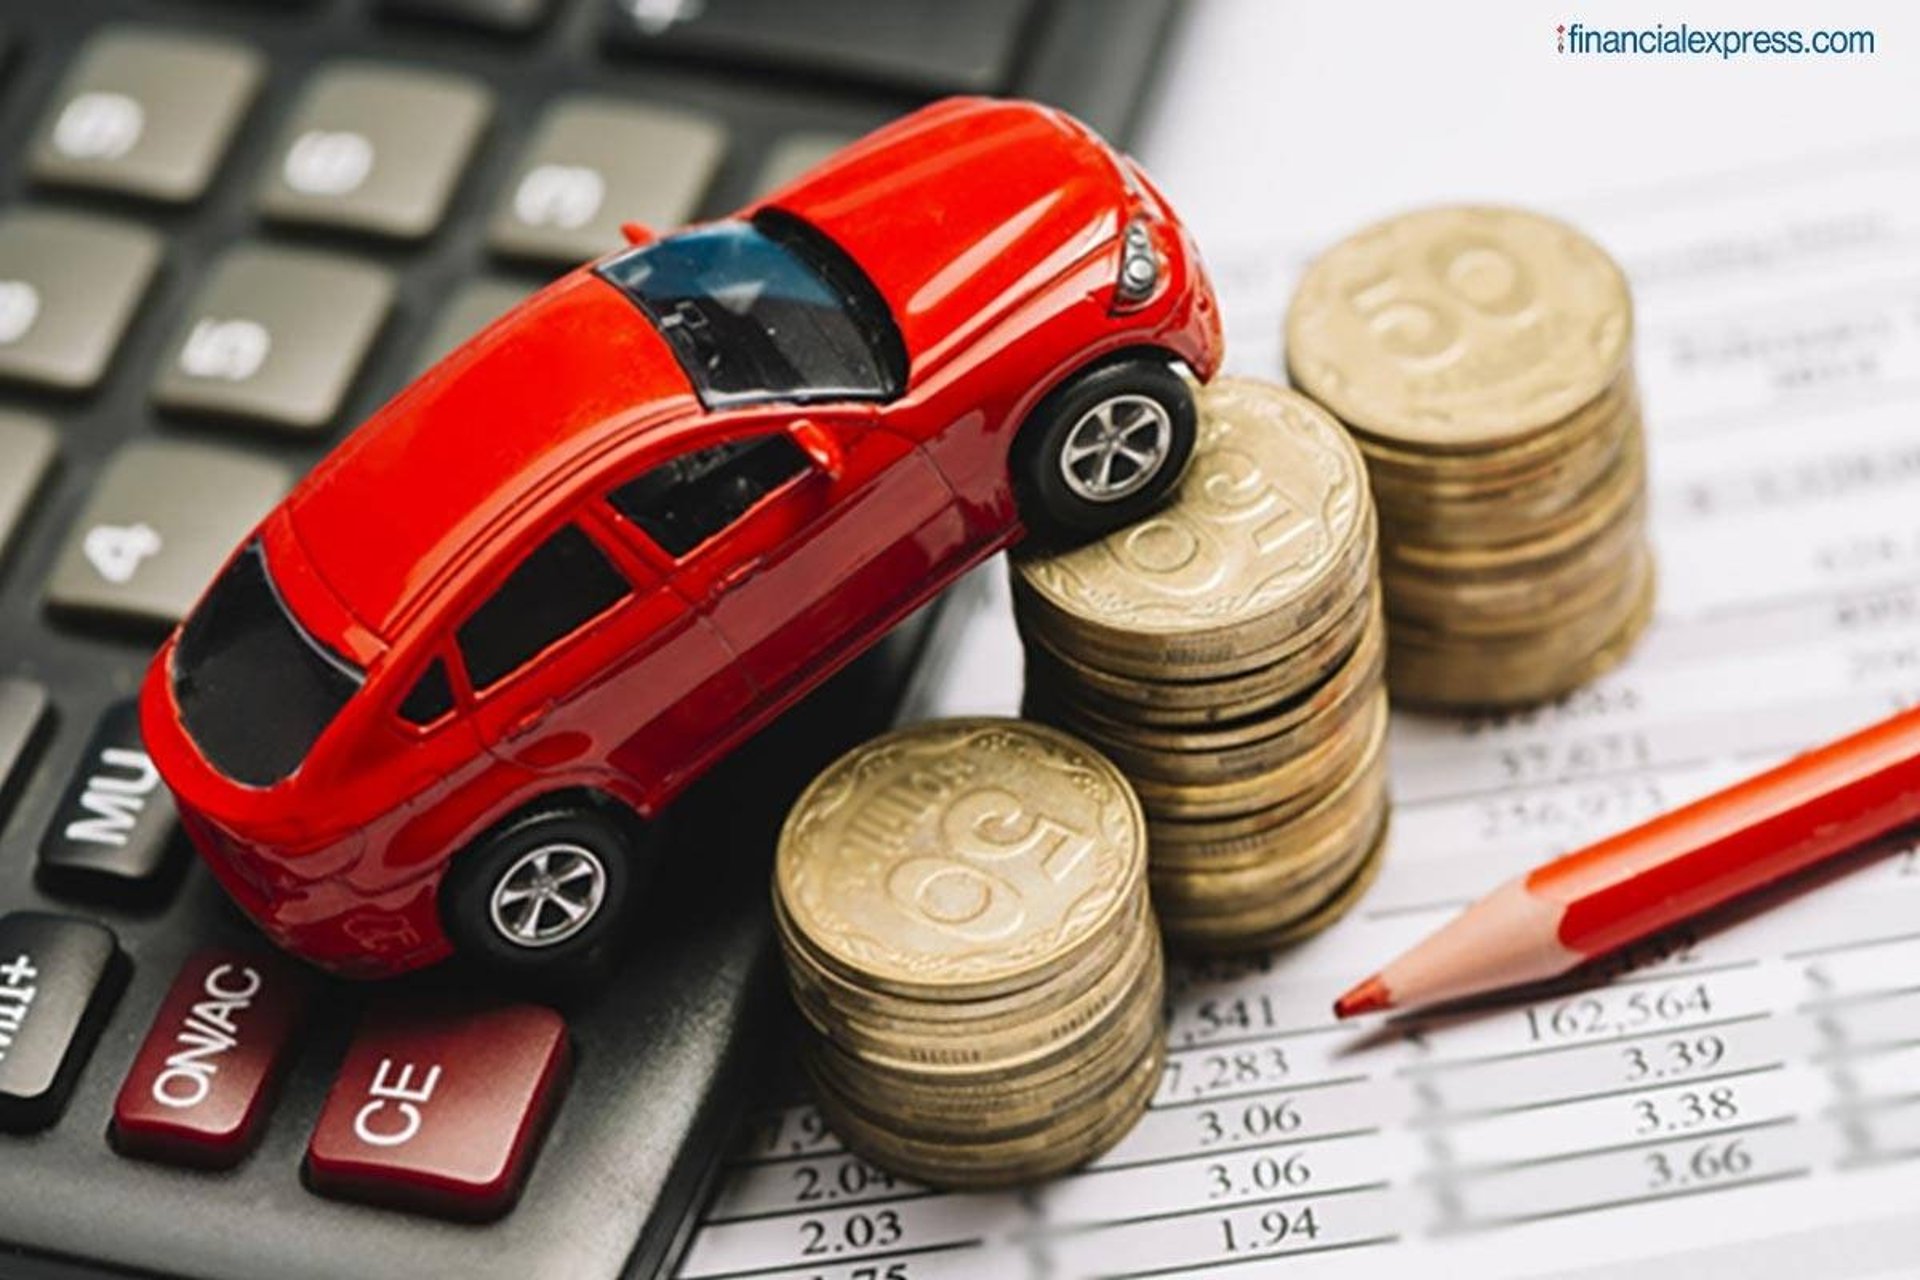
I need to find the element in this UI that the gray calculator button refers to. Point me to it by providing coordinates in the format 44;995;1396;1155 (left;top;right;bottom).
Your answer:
487;97;724;265
258;63;492;240
0;413;56;564
0;209;161;391
45;441;291;628
414;278;533;376
0;680;50;823
153;245;395;433
30;27;264;202
753;132;853;196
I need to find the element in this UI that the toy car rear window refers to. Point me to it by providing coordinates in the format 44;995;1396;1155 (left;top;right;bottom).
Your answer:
172;541;364;788
596;210;907;407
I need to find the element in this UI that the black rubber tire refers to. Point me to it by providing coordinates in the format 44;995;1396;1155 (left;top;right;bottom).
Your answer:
1011;358;1197;542
440;804;637;975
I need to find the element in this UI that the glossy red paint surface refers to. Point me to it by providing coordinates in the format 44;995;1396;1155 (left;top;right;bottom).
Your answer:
110;948;310;1168
140;96;1224;977
305;1001;569;1220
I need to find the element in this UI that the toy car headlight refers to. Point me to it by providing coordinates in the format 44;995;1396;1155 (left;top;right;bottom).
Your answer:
1114;216;1162;309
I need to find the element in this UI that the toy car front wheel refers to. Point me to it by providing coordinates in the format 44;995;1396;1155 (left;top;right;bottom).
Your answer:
1014;359;1197;541
441;805;638;973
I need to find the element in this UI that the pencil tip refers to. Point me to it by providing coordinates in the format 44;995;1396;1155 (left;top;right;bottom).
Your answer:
1333;973;1392;1019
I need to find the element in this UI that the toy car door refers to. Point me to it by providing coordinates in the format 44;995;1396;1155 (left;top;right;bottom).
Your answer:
457;516;752;806
602;411;963;701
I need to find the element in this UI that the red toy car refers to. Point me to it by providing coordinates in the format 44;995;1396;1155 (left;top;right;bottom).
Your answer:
141;97;1222;978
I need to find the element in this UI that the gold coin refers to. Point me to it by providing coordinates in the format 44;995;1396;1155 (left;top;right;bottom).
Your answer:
1127;687;1387;821
1022;580;1380;731
1381;498;1646;639
1378;429;1645;583
1016;524;1375;688
1149;703;1389;870
787;895;1159;1076
1011;378;1373;671
1038;608;1386;787
776;718;1147;1002
1040;599;1384;756
804;936;1162;1124
1354;368;1637;482
808;1024;1164;1189
1367;399;1641;547
774;879;1143;1033
1151;760;1387;912
1164;811;1391;954
1388;547;1656;709
1287;205;1633;449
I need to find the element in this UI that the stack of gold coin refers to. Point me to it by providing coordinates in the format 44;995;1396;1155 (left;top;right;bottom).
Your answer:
773;718;1164;1188
1286;204;1653;709
1010;377;1390;952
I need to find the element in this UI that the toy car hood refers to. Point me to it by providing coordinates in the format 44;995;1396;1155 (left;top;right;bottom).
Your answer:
755;97;1131;364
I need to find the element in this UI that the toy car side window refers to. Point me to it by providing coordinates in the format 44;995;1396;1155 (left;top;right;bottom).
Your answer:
609;434;812;558
397;657;455;727
457;524;631;691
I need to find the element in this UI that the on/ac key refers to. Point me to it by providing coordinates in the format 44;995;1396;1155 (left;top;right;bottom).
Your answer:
111;948;308;1168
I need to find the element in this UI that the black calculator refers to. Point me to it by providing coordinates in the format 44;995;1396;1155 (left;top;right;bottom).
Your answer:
0;2;1179;1275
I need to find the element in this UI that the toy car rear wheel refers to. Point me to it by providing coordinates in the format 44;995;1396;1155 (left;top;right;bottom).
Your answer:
1013;358;1197;541
441;805;637;973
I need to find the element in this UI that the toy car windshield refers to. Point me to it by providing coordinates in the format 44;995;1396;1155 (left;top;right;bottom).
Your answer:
597;209;907;408
171;541;363;788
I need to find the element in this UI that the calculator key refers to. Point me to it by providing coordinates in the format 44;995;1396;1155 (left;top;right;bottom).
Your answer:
605;0;1033;94
0;209;160;391
413;278;532;376
0;411;56;563
112;947;309;1168
153;245;394;433
38;701;182;903
487;97;724;265
0;912;127;1133
30;27;264;203
258;63;492;240
306;1001;569;1220
380;0;550;32
753;132;854;196
0;680;50;825
45;441;292;628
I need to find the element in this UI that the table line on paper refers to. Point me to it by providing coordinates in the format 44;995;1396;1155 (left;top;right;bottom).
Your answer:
1145;1074;1369;1112
1397;1013;1774;1074
700;1187;946;1228
1088;1127;1383;1175
1056;1178;1391;1233
1095;1235;1403;1280
1425;1115;1801;1180
1455;1169;1812;1233
1405;1062;1785;1127
679;1239;987;1280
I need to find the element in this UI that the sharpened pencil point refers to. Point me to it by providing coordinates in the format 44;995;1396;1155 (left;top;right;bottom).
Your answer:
1334;973;1392;1019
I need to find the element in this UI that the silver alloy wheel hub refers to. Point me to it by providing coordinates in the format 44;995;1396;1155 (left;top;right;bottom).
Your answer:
489;842;608;948
1058;393;1174;503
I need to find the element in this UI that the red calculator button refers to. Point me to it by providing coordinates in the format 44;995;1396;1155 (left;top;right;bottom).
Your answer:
305;1001;569;1220
110;947;308;1168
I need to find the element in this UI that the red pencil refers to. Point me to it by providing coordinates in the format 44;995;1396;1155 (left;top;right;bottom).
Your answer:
1334;702;1920;1018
